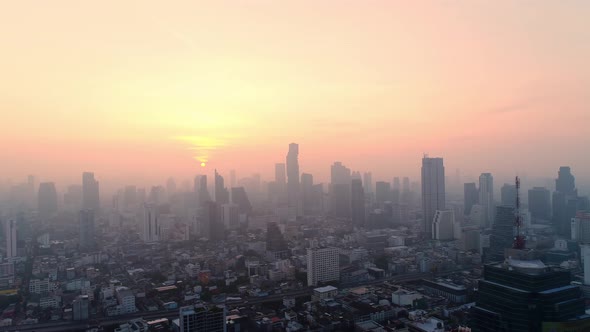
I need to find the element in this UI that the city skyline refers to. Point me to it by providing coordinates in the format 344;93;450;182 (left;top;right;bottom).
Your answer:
2;1;590;184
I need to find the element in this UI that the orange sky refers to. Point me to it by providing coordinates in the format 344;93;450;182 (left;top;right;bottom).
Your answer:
1;1;589;187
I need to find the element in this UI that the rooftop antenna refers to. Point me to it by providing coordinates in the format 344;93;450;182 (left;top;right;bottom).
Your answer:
513;176;526;249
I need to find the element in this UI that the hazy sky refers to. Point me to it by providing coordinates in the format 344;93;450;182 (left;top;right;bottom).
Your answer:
1;1;589;186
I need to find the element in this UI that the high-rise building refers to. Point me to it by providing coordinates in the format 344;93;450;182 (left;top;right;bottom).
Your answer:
266;222;288;252
196;175;211;205
500;183;516;207
5;219;17;259
571;212;590;244
79;210;95;249
179;304;227;332
464;182;478;215
307;247;339;286
221;203;239;229
38;182;58;219
229;170;236;189
556;166;576;194
472;259;586;331
351;179;365;227
230;187;252;215
528;187;551;221
552;167;583;238
363;172;372;195
375;181;391;205
330;162;351;218
73;295;89;321
82;172;100;211
214;170;229;204
488;205;514;262
432;209;455;241
142;204;160;242
479;173;494;227
301;173;314;215
286;143;300;215
421;157;446;239
205;201;224;241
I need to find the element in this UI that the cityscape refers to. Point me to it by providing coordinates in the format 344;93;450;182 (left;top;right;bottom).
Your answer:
2;1;590;332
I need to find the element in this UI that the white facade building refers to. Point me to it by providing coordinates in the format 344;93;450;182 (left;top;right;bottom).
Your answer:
307;247;339;287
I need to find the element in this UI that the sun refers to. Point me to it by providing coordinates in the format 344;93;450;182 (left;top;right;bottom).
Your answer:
200;162;206;167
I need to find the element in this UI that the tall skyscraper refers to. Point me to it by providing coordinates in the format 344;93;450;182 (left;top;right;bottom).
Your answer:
500;183;516;207
375;181;391;205
488;205;514;262
552;167;582;238
528;187;551;221
472;260;586;331
362;172;372;195
351;179;365;227
230;187;252;215
571;212;590;243
38;182;58;219
286;143;300;216
79;209;95;249
229;170;236;188
479;173;494;227
196;175;212;205
307;247;339;287
214;170;229;204
301;173;314;215
82;172;100;211
179;304;227;332
330;162;351;218
463;182;478;215
421;156;446;239
73;295;90;321
5;219;17;259
275;163;286;184
206;201;224;241
142;203;160;242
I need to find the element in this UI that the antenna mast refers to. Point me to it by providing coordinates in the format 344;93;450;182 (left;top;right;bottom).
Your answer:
513;176;526;249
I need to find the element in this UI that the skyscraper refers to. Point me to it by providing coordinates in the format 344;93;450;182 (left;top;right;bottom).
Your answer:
421;156;446;239
142;203;160;242
330;162;351;218
464;182;478;215
79;209;95;249
275;163;286;185
351;179;365;227
488;205;514;262
392;177;401;192
229;170;236;188
479;173;494;227
82;172;100;211
286;143;300;215
362;172;372;195
266;222;288;252
5;219;17;259
500;183;516;207
552;167;581;237
38;182;58;219
528;187;551;221
230;187;252;215
307;247;339;287
214;170;229;204
375;181;391;205
196;175;212;205
301;173;314;215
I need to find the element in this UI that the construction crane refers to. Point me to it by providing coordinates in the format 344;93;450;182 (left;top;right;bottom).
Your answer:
513;176;526;249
